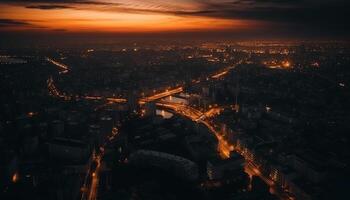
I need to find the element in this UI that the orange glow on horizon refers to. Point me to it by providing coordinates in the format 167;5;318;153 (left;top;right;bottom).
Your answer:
0;4;262;33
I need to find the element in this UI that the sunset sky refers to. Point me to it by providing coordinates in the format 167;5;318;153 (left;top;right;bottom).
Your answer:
0;0;349;38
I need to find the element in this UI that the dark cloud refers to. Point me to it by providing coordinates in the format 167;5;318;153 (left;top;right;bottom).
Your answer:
0;19;32;27
185;0;350;34
0;18;47;29
0;0;120;6
26;5;74;10
52;28;67;32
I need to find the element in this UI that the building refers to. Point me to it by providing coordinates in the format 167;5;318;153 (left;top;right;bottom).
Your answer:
88;124;102;147
47;138;91;163
51;120;64;138
207;153;244;180
99;116;113;136
144;102;156;117
129;150;199;181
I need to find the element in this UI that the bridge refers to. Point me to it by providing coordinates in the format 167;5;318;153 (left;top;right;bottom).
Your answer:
139;87;183;104
156;101;203;121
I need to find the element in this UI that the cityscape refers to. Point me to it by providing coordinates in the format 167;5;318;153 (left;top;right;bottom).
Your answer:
1;1;350;200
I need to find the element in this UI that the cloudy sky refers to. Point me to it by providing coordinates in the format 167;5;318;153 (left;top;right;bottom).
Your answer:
0;0;349;38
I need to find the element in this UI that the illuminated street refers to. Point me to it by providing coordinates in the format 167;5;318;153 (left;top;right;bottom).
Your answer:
46;58;69;74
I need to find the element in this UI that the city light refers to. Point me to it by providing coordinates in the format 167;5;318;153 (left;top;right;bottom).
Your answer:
46;58;69;74
282;61;291;68
12;172;19;183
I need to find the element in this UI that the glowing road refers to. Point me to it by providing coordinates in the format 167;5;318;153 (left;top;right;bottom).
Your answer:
87;151;102;200
47;59;284;199
139;87;183;104
82;127;118;200
47;77;72;100
204;107;223;118
156;101;233;159
106;97;127;103
47;78;127;103
211;65;236;79
46;58;69;74
156;101;289;199
44;54;246;199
